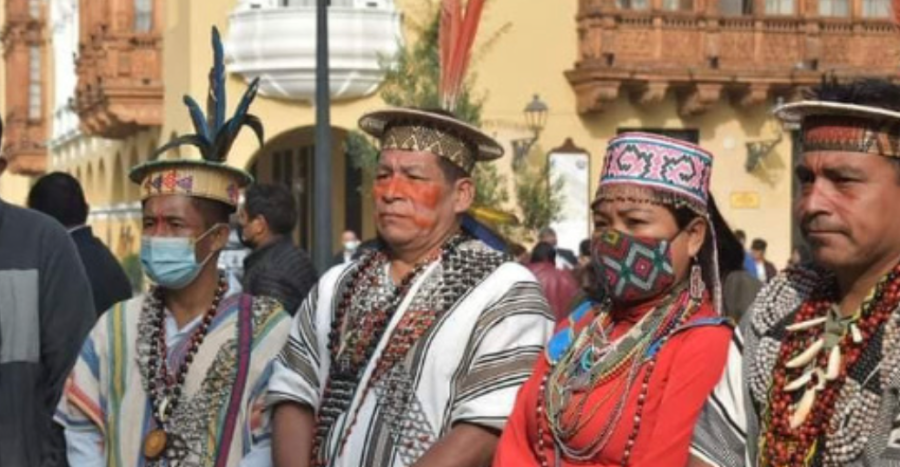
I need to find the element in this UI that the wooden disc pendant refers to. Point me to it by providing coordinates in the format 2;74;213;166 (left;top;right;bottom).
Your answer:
143;429;168;460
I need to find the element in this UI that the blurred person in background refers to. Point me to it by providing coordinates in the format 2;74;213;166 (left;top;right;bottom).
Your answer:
239;183;318;315
528;242;580;321
333;230;361;266
28;172;132;316
750;238;777;282
734;229;758;275
538;227;577;270
0;141;95;466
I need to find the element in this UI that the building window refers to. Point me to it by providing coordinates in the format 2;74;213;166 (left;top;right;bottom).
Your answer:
617;128;699;144
862;0;890;17
819;0;849;15
616;0;650;9
765;0;795;14
662;0;694;10
134;0;153;32
29;46;41;121
28;0;39;18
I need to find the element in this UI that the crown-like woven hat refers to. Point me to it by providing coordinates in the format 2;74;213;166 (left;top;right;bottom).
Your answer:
776;101;900;158
129;26;262;209
595;132;714;215
358;108;503;175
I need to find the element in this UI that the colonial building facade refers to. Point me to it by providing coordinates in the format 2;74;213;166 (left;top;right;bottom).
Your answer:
0;0;896;265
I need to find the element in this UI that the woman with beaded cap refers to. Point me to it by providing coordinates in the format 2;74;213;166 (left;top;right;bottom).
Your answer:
54;27;292;467
493;133;734;466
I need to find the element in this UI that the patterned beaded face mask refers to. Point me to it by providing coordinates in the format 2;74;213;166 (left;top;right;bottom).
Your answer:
592;229;678;305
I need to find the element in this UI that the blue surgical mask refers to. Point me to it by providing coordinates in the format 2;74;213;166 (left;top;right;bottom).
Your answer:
141;225;222;290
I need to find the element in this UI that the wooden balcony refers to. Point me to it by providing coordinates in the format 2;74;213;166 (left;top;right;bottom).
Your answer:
74;25;163;138
3;111;47;176
2;0;47;176
568;0;900;115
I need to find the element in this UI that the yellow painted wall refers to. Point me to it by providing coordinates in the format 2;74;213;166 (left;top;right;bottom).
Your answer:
5;0;796;265
468;0;793;265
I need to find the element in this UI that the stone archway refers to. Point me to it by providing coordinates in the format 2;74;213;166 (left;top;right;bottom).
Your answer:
245;125;362;252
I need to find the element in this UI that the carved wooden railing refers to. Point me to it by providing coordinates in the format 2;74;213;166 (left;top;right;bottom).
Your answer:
568;0;900;115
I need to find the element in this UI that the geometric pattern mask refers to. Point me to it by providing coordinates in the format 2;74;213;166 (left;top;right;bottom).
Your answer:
592;229;677;304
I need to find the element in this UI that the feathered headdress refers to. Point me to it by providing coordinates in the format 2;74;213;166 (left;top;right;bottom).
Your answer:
129;26;262;209
439;0;486;112
154;27;263;162
359;0;518;250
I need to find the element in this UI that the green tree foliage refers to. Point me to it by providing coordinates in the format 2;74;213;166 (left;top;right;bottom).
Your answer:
515;158;565;242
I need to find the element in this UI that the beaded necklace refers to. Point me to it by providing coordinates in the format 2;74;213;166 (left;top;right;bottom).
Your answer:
535;286;700;466
141;274;227;462
313;234;468;466
760;265;900;466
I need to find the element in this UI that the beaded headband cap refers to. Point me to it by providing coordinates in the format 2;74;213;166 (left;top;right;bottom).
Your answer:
776;101;900;158
358;108;504;175
129;27;260;209
595;132;713;215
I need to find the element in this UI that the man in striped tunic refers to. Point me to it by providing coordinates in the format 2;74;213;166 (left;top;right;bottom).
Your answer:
268;108;555;467
690;78;900;466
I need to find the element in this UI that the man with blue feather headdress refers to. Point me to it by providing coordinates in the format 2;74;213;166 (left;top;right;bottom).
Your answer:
54;28;291;467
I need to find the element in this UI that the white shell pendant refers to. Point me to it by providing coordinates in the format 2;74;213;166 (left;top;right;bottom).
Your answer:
158;397;171;423
785;370;813;392
787;338;824;369
786;316;827;332
851;323;863;343
826;345;841;381
790;387;817;429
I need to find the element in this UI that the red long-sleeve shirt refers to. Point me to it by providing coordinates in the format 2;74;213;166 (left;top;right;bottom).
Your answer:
493;300;731;467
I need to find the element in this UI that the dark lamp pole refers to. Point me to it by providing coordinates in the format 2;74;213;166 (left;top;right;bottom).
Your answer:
313;0;333;273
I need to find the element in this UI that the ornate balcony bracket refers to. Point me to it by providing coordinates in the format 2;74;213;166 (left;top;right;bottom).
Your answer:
630;81;670;108
732;83;771;109
74;22;164;139
3;115;48;176
677;83;723;117
572;78;621;114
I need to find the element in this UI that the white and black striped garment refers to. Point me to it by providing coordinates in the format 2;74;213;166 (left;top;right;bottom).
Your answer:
691;267;900;467
268;239;554;467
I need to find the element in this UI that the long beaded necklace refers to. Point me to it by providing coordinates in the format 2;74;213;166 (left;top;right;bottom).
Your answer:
535;287;700;467
141;275;227;461
313;234;467;466
760;265;900;466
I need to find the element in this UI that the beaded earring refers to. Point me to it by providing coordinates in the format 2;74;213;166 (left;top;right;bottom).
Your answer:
690;257;704;300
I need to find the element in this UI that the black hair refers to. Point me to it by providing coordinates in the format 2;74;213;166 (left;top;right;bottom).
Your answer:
668;195;747;285
191;197;232;229
437;157;469;184
751;238;768;252
808;76;900;112
244;183;298;236
579;238;591;257
734;229;746;244
531;242;557;264
28;172;89;227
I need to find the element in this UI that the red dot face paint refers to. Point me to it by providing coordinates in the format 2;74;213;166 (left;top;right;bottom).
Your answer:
373;152;451;242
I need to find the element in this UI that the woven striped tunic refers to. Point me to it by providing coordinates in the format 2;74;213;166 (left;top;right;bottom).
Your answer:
268;238;555;467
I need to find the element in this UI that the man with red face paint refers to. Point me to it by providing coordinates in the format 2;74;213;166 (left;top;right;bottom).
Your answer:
268;108;555;467
55;28;292;467
690;78;900;466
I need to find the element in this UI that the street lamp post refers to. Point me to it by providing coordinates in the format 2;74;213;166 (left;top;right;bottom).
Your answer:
313;0;333;273
512;94;549;170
